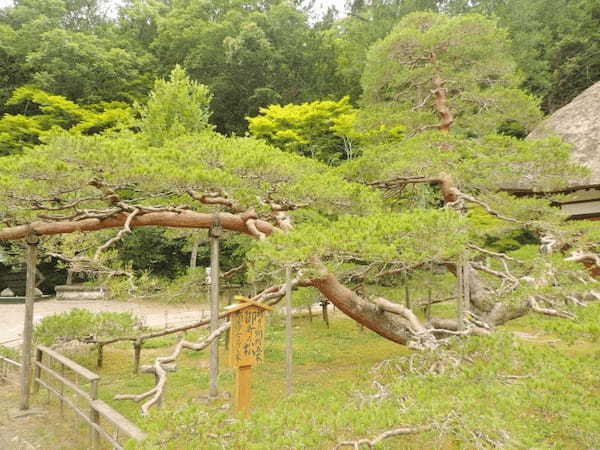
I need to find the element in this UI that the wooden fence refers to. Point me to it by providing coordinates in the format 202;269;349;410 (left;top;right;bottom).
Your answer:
33;345;146;449
0;355;21;385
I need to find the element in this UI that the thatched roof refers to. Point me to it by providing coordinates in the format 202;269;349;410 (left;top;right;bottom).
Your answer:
529;81;600;185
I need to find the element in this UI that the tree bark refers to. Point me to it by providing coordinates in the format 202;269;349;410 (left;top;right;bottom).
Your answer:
430;51;453;133
310;273;409;345
0;210;276;241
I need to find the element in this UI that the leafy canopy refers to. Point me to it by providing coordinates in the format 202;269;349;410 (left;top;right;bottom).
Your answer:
139;65;213;146
247;97;363;164
0;86;133;155
360;12;543;136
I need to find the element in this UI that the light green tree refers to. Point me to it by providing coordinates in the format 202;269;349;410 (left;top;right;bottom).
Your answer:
0;86;133;155
247;97;365;164
139;65;213;146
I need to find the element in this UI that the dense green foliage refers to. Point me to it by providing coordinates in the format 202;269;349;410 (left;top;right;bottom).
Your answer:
1;0;596;141
248;96;362;164
0;86;133;154
332;0;599;113
139;65;212;146
361;12;542;136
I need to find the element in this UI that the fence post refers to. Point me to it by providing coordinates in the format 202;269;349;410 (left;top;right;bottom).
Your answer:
59;363;64;416
20;231;38;411
90;379;100;448
32;348;42;394
209;215;222;398
285;265;293;396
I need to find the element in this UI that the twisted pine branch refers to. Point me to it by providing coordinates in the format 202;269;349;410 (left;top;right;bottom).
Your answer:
114;323;230;415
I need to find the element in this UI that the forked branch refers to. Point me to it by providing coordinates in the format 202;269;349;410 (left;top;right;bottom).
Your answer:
114;323;230;415
336;422;437;449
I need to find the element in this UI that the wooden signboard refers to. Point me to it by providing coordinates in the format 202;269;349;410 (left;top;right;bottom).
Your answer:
226;297;272;413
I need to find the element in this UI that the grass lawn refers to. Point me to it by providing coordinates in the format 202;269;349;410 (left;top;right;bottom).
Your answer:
6;301;600;449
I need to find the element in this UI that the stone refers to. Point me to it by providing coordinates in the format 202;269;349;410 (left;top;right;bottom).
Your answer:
0;288;15;297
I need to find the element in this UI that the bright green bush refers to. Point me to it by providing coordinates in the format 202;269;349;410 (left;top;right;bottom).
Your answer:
34;309;141;346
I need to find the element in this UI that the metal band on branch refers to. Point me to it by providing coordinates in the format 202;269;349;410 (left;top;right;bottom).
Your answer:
209;212;223;239
25;229;40;246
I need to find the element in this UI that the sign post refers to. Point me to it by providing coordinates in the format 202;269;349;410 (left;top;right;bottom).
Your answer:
227;297;272;414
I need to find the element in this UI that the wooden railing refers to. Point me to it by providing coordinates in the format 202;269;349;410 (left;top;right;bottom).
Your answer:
33;345;146;449
0;355;21;385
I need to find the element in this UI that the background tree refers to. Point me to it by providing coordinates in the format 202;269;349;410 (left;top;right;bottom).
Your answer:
0;86;133;155
360;12;542;137
247;96;362;164
443;0;600;112
150;0;342;134
139;65;213;146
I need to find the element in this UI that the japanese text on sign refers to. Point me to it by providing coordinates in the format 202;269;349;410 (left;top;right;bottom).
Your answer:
229;305;267;367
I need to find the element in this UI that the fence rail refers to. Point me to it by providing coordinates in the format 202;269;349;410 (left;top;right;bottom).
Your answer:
0;356;21;385
33;345;146;449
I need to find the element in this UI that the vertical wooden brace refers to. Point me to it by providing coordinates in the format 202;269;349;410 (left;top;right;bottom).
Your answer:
20;232;38;411
285;265;293;396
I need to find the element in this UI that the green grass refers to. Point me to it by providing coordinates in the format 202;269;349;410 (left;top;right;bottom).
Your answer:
53;304;600;450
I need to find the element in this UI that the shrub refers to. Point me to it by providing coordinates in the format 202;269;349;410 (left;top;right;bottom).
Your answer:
34;309;141;346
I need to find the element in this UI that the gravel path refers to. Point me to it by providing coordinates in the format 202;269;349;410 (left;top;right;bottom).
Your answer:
0;299;209;348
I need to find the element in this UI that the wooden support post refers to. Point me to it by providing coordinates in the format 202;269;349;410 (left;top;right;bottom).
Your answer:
209;218;222;398
133;341;142;374
405;283;411;309
285;266;293;396
308;303;313;322
425;288;432;321
235;365;252;414
96;344;103;368
154;372;162;408
90;379;100;448
20;232;38;411
463;262;471;315
190;235;200;269
457;261;465;331
321;300;330;328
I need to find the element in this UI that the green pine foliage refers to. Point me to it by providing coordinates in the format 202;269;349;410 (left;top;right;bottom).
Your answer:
360;12;543;137
33;309;141;346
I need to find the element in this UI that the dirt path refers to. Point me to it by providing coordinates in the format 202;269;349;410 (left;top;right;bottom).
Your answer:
0;373;86;449
0;299;209;348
